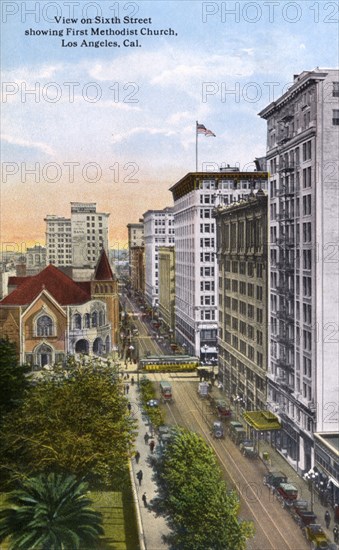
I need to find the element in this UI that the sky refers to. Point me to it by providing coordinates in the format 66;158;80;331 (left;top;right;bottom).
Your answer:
1;0;338;251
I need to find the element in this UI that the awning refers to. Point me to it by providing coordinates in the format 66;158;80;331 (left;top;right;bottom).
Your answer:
243;410;281;431
200;346;217;354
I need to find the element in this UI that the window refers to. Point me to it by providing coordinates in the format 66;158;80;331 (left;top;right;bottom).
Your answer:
247;325;254;340
333;82;339;97
303;249;312;270
303;222;312;243
37;315;53;336
239;301;246;315
333;110;339;125
256;286;263;301
302;140;312;161
248;304;254;319
303;194;312;216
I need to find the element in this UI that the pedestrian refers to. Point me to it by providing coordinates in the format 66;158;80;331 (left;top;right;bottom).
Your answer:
135;450;140;464
131;377;135;385
149;440;155;454
127;373;130;379
127;403;132;412
144;432;150;444
325;510;331;529
333;525;339;544
136;470;143;486
126;384;130;394
142;492;147;508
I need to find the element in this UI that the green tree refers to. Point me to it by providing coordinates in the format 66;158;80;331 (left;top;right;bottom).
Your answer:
0;339;30;422
151;428;254;550
0;359;136;487
0;472;103;549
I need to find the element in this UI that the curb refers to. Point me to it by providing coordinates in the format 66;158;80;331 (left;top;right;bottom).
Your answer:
128;460;146;550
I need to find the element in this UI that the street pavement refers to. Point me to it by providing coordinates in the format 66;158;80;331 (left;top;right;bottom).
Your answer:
259;439;338;546
116;358;339;549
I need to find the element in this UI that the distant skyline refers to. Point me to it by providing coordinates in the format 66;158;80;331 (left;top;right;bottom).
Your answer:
1;0;338;251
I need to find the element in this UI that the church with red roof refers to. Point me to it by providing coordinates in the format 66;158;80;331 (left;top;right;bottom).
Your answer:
0;250;119;367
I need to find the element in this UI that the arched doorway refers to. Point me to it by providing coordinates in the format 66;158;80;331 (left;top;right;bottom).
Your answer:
75;339;89;354
93;338;104;355
36;343;53;367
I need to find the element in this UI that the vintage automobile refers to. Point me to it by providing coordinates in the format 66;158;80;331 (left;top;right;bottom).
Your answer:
289;500;317;528
215;399;232;420
264;471;288;489
239;439;257;458
229;424;247;444
302;524;332;549
211;421;224;439
275;482;298;507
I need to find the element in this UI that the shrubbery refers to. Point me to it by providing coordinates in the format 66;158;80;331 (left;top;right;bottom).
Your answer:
150;428;255;550
139;377;164;428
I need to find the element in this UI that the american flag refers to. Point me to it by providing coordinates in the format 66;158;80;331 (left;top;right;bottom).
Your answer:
196;122;216;137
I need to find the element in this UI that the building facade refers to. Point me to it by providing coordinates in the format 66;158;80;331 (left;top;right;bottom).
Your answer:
143;208;174;306
45;202;109;268
0;250;119;366
26;245;47;275
158;246;175;333
215;191;268;412
127;222;145;292
259;68;339;472
170;170;268;359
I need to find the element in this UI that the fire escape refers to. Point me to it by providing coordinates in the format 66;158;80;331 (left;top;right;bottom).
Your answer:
272;111;296;395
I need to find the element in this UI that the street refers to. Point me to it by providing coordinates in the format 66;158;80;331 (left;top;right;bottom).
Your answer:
123;293;309;550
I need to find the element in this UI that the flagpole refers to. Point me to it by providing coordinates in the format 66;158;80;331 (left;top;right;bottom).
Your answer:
195;120;198;172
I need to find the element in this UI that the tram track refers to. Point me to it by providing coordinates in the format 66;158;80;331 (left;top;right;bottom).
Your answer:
151;372;308;550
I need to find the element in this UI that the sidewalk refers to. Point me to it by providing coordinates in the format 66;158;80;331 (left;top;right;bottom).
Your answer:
128;381;170;550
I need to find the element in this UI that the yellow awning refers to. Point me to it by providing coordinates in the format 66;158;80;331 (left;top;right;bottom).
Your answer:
243;410;281;431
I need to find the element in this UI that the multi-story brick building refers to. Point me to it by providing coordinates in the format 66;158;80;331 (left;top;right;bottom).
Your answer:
215;190;268;411
158;246;175;333
127;222;145;293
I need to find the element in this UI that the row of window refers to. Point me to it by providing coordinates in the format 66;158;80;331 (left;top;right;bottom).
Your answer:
223;280;263;301
224;260;264;278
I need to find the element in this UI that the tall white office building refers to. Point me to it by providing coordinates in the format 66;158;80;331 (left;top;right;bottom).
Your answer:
259;68;339;473
143;208;174;307
45;203;109;268
170;170;268;360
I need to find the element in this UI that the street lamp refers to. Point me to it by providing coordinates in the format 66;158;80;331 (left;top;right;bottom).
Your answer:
304;469;319;512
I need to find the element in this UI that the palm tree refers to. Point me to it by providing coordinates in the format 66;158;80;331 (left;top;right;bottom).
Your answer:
0;472;104;549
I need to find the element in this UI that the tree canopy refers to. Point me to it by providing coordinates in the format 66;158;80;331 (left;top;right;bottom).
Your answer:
0;472;103;549
0;359;136;488
0;339;30;422
151;428;254;550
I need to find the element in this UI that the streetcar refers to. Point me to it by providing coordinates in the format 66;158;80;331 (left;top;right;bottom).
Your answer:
159;381;173;403
139;355;200;373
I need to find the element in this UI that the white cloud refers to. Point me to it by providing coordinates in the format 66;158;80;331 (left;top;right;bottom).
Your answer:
1;134;55;156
